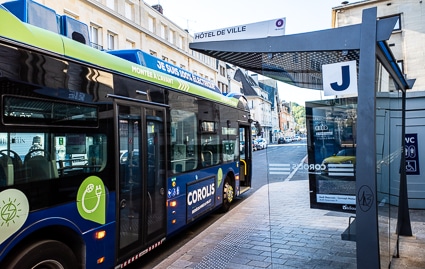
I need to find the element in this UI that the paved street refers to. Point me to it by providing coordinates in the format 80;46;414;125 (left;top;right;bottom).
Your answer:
152;165;425;268
154;179;357;269
148;143;425;268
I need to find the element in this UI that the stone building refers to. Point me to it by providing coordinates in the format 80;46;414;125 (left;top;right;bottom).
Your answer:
16;0;222;88
333;0;425;209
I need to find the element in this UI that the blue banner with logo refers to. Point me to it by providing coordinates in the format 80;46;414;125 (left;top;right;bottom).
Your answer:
405;133;420;175
139;51;221;93
186;177;216;221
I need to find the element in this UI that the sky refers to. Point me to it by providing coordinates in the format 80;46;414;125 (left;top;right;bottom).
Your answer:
143;0;346;104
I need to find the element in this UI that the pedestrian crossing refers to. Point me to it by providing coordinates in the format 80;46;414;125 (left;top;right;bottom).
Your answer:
268;163;291;175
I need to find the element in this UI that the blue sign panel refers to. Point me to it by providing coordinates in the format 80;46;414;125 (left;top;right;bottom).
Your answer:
139;51;221;93
107;49;221;92
186;176;216;221
405;133;420;175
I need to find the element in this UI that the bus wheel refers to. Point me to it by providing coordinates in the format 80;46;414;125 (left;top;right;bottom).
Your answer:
221;176;234;213
5;240;78;269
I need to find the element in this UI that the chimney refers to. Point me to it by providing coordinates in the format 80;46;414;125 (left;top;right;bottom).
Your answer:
152;4;163;14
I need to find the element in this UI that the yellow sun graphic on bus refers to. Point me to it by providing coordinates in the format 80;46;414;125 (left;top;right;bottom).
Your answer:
0;189;29;245
1;197;22;227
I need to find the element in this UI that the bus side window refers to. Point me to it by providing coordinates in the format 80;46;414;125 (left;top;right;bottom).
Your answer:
201;136;219;167
54;134;107;177
172;144;186;173
222;140;235;162
0;153;12;186
24;141;58;181
170;109;197;174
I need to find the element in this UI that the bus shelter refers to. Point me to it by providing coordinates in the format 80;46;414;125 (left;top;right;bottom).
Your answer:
189;7;414;269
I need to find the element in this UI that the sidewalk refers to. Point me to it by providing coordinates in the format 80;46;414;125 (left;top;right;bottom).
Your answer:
154;178;425;269
155;180;357;269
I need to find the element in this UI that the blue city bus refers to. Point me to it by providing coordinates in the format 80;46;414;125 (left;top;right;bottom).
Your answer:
0;3;252;269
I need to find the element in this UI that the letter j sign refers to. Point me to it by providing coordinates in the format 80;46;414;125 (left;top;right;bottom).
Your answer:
322;60;358;96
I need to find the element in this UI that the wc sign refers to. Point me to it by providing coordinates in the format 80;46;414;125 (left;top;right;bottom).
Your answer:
322;60;358;96
405;133;420;175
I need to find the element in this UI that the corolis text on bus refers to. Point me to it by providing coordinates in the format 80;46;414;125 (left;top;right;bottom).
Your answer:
187;183;215;206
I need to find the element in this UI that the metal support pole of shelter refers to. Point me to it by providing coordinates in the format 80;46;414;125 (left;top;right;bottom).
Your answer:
356;7;380;269
397;90;412;237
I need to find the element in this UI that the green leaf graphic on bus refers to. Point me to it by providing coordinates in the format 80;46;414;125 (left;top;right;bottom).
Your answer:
77;176;106;224
217;168;223;187
0;189;29;244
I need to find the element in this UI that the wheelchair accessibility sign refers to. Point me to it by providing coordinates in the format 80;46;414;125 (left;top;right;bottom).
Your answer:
405;133;420;175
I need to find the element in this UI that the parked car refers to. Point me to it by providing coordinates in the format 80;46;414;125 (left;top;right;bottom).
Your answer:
240;141;245;152
255;138;267;149
252;140;259;151
284;137;292;143
120;150;139;165
277;137;285;144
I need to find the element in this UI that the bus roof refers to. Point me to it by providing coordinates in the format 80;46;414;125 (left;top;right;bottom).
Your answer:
0;5;241;108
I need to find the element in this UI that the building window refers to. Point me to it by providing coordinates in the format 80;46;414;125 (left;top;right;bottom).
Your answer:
392;14;401;31
397;60;404;73
124;1;134;20
168;30;174;44
170;59;176;65
220;66;225;76
177;35;183;49
90;24;103;50
107;31;117;50
180;64;186;69
125;39;135;49
160;24;166;39
148;16;155;33
106;0;115;10
63;10;79;20
162;56;168;62
381;14;401;31
150;50;157;57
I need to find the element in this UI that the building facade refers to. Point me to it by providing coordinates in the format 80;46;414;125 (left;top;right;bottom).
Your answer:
4;0;290;144
25;0;221;85
333;0;425;91
333;0;425;209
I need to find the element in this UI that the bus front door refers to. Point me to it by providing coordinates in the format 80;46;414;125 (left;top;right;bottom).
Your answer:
239;125;252;191
117;103;167;257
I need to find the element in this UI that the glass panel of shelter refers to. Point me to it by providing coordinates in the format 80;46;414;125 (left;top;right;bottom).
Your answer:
375;60;401;268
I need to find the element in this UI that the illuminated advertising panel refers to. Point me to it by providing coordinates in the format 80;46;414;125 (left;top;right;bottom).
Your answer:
306;97;357;212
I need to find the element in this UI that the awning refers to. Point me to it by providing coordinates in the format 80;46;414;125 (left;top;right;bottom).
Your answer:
189;16;413;91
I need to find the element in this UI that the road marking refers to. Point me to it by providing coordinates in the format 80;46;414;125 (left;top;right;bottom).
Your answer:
284;154;308;182
268;163;291;175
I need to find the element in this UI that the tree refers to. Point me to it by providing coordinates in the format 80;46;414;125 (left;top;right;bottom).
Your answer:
291;103;306;133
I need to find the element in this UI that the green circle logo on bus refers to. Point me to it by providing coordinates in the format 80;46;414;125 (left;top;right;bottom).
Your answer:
217;168;223;187
77;176;106;225
0;189;29;244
